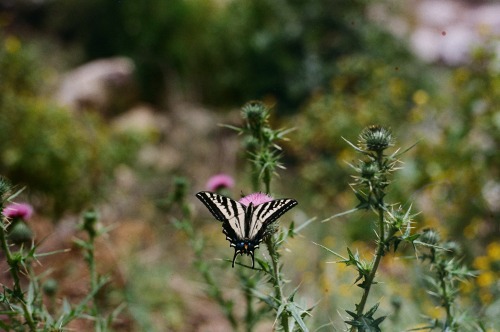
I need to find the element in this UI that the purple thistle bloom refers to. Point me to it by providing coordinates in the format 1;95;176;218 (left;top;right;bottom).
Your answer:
206;174;235;192
239;192;273;206
3;202;34;220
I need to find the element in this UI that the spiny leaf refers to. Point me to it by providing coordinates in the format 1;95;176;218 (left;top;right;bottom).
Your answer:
287;303;309;332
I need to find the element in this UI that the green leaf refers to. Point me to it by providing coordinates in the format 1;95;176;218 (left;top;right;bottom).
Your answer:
345;303;385;332
255;257;271;273
287;303;309;332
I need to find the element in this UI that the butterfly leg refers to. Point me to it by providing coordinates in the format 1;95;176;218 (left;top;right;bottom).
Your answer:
232;250;240;268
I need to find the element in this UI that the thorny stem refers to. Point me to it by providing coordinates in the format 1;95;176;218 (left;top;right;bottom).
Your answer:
0;219;37;330
83;229;102;331
354;206;385;319
88;235;97;294
438;266;453;329
354;151;387;322
263;170;271;195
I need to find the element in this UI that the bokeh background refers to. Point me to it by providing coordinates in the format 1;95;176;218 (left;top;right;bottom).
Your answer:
1;0;499;330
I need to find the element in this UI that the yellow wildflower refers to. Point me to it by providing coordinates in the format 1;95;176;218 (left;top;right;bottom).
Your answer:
487;242;500;261
477;271;495;288
473;256;490;270
412;90;429;106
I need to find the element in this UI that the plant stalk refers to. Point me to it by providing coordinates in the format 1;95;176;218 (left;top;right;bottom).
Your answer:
0;221;37;330
439;269;453;329
353;151;387;323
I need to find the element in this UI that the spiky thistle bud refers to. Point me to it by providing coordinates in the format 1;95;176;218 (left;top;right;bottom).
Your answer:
0;177;11;203
8;221;33;244
360;161;379;179
359;125;394;152
43;278;58;297
419;228;441;246
241;101;269;134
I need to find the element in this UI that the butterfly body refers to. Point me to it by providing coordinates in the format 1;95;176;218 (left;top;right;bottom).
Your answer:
196;191;297;268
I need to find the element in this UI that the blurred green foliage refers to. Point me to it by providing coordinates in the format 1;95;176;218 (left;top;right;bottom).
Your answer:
288;53;430;221
412;48;500;245
290;46;500;252
0;35;144;218
16;0;397;110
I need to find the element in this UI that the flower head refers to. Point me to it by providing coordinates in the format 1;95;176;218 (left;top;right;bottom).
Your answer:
3;202;34;220
419;228;441;246
239;192;273;206
359;125;394;152
206;174;235;192
241;101;269;131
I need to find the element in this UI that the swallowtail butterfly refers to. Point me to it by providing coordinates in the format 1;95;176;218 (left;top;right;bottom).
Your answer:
196;191;298;268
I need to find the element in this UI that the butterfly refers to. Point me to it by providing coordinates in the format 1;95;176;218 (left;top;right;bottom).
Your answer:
195;191;298;268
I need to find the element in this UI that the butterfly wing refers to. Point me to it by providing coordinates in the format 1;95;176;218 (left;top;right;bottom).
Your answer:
248;198;298;240
196;191;298;268
195;191;246;242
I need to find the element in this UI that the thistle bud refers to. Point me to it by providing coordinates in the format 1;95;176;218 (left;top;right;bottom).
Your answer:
0;177;10;201
8;221;34;244
172;177;188;202
242;101;269;133
43;278;58;297
419;228;441;246
359;125;394;152
360;161;379;179
82;209;98;238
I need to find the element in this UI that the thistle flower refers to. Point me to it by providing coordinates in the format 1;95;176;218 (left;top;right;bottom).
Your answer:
206;174;235;192
3;202;34;220
239;192;280;240
359;125;394;152
239;192;273;206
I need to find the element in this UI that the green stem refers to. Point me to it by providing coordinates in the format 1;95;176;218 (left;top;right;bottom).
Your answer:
355;206;385;318
438;268;453;329
353;151;387;326
263;170;271;195
84;232;101;330
88;237;97;292
0;222;37;330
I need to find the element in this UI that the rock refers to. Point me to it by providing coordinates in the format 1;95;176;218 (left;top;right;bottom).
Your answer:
56;57;137;116
111;104;170;135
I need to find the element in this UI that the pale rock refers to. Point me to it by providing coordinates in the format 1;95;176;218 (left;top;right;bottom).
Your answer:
56;57;136;115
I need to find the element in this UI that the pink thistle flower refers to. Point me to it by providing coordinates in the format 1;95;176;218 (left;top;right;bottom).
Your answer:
239;192;273;206
3;202;34;220
206;174;235;192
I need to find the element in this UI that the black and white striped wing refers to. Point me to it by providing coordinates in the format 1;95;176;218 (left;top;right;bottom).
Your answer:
195;191;246;240
248;199;298;240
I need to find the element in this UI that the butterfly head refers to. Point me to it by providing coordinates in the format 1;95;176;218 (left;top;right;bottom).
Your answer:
232;240;258;268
